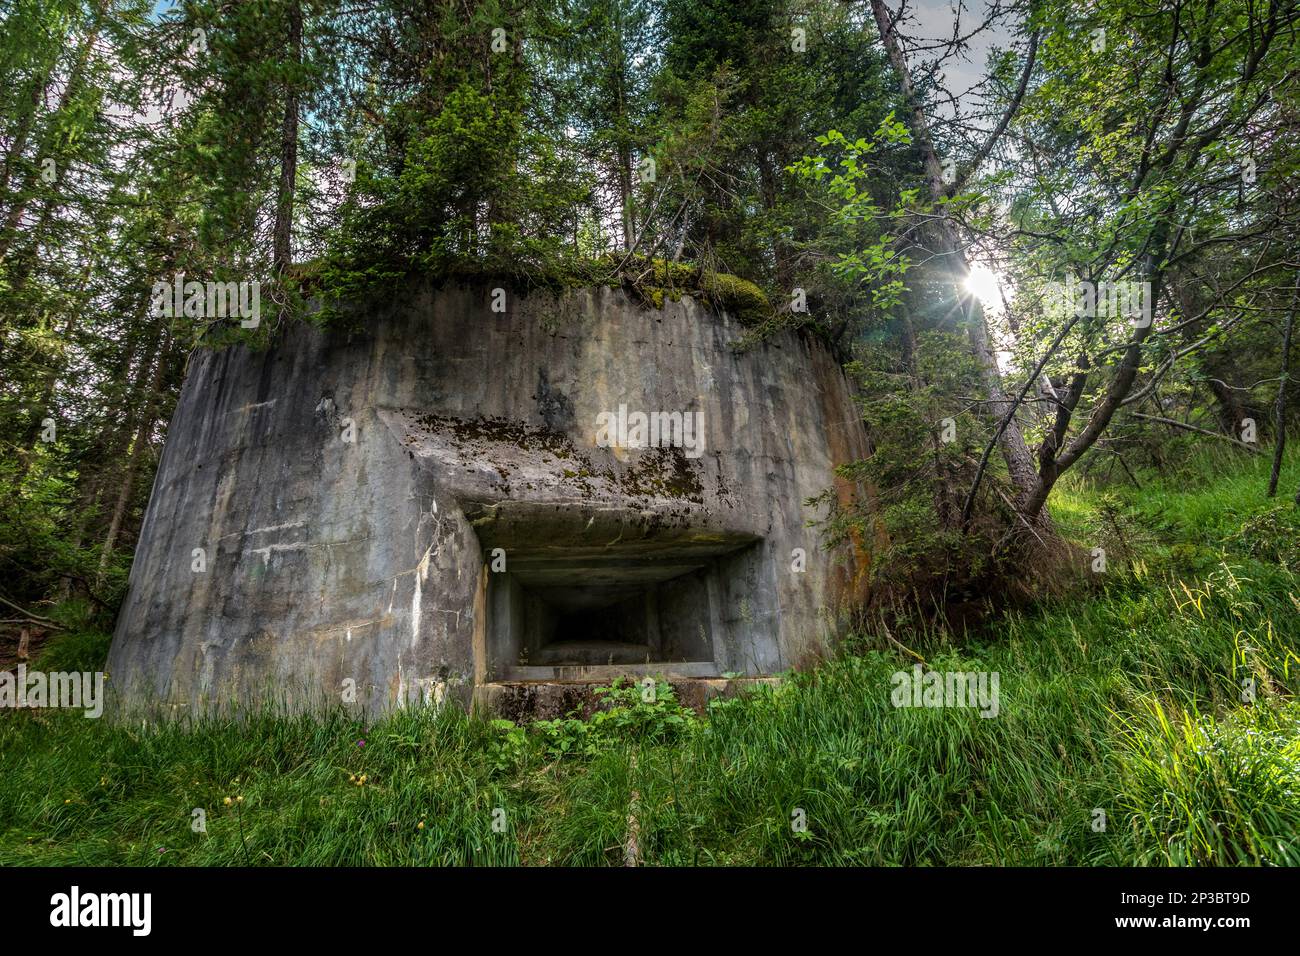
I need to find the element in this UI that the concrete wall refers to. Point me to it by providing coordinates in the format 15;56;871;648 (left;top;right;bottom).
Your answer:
107;281;871;716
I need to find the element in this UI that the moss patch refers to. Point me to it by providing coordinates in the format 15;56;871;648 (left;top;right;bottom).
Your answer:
618;257;773;327
299;254;776;330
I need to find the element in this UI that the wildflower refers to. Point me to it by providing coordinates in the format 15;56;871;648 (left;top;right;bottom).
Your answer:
223;797;232;806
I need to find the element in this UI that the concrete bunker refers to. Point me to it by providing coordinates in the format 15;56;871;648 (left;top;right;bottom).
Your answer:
106;281;872;717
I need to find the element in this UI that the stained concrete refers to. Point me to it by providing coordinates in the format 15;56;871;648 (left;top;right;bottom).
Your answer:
107;281;871;716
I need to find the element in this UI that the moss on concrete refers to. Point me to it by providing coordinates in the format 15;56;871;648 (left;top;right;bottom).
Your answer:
300;254;777;330
617;257;773;327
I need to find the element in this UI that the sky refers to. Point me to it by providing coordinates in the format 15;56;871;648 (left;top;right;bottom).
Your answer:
894;0;1015;116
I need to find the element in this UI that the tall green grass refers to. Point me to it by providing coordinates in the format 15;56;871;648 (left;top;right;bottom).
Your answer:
2;445;1297;865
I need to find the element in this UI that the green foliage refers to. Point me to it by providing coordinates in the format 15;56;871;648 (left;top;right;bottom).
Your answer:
789;115;917;317
486;719;530;774
0;451;128;619
701;271;772;327
3;0;1300;871
530;679;698;760
817;331;1007;607
655;0;897;304
1116;698;1300;866
618;257;773;326
324;81;589;292
32;603;113;674
1227;506;1300;571
4;450;1299;866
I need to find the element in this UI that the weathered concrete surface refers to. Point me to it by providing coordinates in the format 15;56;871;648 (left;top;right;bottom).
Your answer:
107;281;871;716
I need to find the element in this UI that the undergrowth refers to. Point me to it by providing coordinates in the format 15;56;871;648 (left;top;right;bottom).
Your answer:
3;445;1297;865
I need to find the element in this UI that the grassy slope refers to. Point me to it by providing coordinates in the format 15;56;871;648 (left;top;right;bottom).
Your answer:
2;447;1298;866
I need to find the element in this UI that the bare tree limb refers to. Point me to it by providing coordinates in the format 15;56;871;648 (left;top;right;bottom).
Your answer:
1130;412;1261;452
954;28;1040;194
0;593;64;630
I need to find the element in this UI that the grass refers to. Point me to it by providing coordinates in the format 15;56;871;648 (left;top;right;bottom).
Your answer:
2;445;1298;866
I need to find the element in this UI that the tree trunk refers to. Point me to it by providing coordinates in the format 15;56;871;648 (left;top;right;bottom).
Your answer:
0;6;104;261
1017;273;1164;519
98;331;170;577
1268;275;1298;496
1208;376;1248;438
273;0;303;274
0;75;49;212
618;141;634;252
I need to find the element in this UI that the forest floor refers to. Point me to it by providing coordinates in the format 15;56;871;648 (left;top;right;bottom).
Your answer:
2;445;1298;865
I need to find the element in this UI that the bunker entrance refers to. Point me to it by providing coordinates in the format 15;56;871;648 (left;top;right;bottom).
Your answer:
488;559;722;679
469;500;777;682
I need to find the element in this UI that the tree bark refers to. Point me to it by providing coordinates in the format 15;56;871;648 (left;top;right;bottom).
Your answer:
0;76;49;212
1268;275;1298;496
0;4;105;261
98;319;170;577
1017;272;1164;518
273;0;303;274
1207;376;1249;438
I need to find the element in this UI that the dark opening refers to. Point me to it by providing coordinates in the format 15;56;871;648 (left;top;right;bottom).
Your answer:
489;559;718;676
471;503;773;680
531;590;653;666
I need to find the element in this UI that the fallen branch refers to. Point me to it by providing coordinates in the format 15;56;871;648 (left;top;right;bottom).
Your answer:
0;593;64;629
1130;412;1261;452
